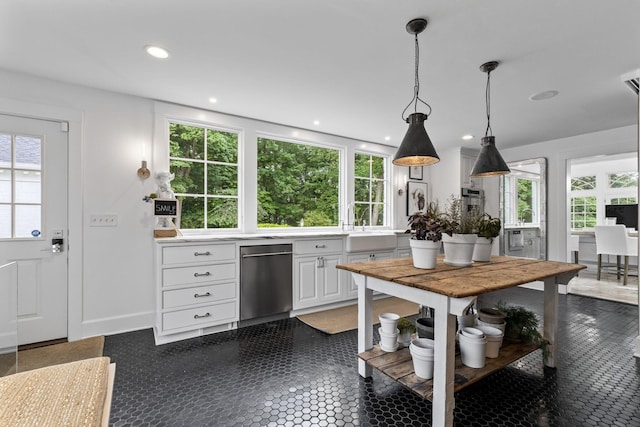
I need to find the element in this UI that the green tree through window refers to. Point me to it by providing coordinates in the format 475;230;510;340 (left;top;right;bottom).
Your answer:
354;153;387;226
257;137;340;227
169;122;238;229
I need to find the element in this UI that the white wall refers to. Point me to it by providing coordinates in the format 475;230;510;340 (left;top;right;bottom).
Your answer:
0;68;397;338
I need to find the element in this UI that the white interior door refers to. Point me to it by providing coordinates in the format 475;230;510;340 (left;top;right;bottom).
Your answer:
0;114;68;345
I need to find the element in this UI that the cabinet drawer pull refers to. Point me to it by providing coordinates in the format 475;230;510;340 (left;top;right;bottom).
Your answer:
194;292;212;298
315;244;326;248
194;312;211;319
194;251;211;256
194;272;211;277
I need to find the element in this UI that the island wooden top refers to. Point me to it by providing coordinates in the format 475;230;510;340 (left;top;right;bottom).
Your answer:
337;256;585;298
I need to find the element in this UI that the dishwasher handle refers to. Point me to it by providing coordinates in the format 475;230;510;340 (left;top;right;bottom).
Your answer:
241;251;293;258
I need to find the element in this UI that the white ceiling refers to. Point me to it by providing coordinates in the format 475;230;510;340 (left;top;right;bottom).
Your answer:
2;1;638;151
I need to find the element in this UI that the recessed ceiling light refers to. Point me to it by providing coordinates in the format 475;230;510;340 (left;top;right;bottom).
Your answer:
384;136;391;141
145;45;169;59
208;97;217;104
313;120;320;126
462;134;474;140
529;90;559;101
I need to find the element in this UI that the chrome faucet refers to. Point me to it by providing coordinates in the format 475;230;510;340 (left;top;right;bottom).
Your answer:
520;208;534;224
343;202;355;231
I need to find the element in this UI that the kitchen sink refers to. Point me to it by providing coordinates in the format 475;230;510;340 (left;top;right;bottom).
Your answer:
345;232;397;253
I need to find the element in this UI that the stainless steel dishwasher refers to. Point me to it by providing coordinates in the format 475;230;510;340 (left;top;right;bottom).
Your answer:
240;244;293;321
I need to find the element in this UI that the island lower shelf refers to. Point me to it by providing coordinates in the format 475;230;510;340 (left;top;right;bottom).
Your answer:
358;340;539;400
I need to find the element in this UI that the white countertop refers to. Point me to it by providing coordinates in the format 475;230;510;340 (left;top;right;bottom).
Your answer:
155;229;409;243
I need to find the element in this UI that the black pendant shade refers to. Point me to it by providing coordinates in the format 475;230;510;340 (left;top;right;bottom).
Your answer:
392;113;440;166
470;136;510;176
470;60;510;177
393;18;440;167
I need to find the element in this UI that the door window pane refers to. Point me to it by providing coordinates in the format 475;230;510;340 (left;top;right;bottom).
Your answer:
15;136;41;170
1;134;42;238
0;205;10;238
0;169;10;203
14;170;41;204
14;205;40;238
0;134;10;168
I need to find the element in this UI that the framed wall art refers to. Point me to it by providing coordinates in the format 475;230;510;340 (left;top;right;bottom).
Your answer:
406;181;428;215
409;166;423;180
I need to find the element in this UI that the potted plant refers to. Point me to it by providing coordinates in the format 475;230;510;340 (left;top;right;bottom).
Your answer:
441;195;481;266
473;213;502;262
397;317;417;347
406;201;445;269
497;301;550;361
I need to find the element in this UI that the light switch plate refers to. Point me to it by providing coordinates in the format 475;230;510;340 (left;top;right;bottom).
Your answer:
89;214;118;227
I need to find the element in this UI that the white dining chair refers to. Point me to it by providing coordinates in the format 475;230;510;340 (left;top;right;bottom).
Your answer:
594;225;638;285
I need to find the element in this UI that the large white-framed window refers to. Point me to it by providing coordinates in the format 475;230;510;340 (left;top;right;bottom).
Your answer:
257;136;341;228
503;173;540;225
353;152;389;227
168;121;239;230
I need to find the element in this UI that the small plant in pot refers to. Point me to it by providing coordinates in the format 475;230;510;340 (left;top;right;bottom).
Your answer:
406;201;445;269
473;213;502;262
397;317;417;347
440;195;481;266
497;301;550;360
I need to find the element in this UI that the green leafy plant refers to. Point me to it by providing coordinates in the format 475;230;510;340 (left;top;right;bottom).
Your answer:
477;213;502;241
441;195;482;236
406;201;445;242
397;317;417;334
497;301;549;360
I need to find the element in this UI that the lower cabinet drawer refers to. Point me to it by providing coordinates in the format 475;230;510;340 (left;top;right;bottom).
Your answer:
162;301;237;331
162;263;235;287
295;238;343;255
163;282;236;309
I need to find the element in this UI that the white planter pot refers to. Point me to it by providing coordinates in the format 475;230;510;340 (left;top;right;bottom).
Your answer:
378;327;399;352
472;237;494;262
458;330;487;368
442;233;477;267
409;339;435;379
378;312;400;335
476;325;503;358
409;239;441;269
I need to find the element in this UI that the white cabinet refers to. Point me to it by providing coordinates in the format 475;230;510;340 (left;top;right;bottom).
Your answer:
154;242;239;344
344;251;395;299
396;234;412;258
293;238;344;310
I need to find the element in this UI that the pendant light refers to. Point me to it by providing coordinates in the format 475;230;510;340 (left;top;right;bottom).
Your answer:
392;18;439;167
470;61;510;177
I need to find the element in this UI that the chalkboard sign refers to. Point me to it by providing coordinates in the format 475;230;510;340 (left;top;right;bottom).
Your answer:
154;199;178;217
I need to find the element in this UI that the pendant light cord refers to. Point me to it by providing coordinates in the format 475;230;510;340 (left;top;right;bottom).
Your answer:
485;70;493;137
402;33;432;121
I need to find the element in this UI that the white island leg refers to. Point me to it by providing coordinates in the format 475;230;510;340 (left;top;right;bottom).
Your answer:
356;273;373;377
430;294;456;427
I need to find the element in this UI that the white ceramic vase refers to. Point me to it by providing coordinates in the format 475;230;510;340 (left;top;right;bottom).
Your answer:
442;233;477;267
472;237;493;262
409;239;441;269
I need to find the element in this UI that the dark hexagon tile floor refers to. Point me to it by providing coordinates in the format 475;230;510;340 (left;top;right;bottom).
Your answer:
104;287;640;426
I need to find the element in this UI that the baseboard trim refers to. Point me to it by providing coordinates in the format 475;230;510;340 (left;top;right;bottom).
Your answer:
81;311;154;339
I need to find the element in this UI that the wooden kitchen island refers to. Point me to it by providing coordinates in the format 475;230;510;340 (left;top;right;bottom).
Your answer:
337;255;585;427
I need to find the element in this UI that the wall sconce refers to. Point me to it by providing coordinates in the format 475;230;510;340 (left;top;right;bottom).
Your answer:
137;160;150;179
